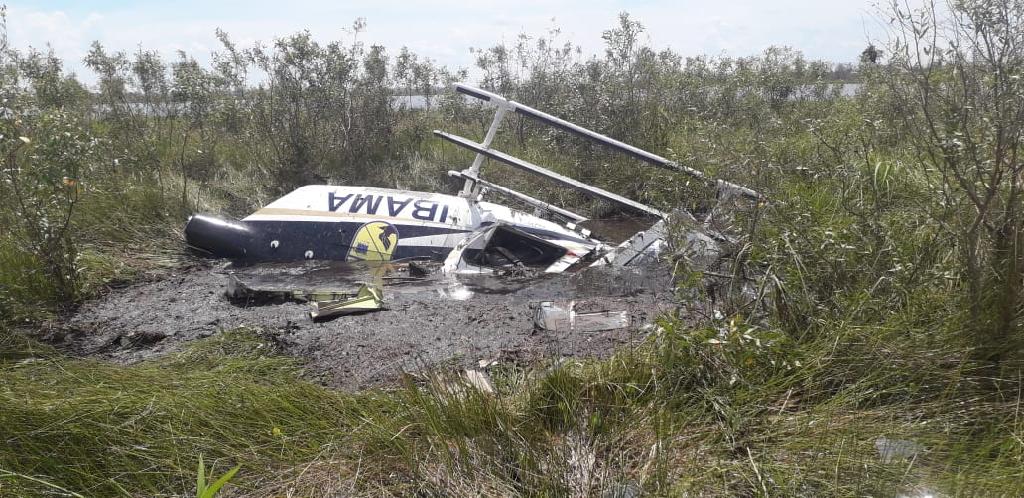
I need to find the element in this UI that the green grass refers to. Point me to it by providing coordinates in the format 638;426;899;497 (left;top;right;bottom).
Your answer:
0;329;359;496
2;315;1021;496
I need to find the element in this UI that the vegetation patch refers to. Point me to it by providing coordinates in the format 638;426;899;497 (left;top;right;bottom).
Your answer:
1;1;1023;495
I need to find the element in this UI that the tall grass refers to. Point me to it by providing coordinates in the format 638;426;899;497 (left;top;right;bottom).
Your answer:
0;329;358;496
2;315;1021;496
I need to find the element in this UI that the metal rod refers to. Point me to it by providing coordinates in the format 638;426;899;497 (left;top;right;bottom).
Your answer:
448;170;588;222
454;82;762;200
455;84;502;103
459;103;509;197
436;130;666;218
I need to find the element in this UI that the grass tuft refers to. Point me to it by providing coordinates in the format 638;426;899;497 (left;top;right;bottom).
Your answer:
4;316;1020;496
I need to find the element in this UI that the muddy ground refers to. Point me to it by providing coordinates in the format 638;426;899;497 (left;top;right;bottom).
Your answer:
47;260;679;389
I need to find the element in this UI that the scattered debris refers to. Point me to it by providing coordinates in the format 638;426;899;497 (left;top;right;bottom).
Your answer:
678;227;724;271
59;261;675;389
407;260;439;278
309;284;385;321
594;219;669;267
875;437;924;463
170;84;765;390
534;300;630;332
164;84;769;391
119;330;167;347
444;223;580;274
226;273;352;303
462;369;495;393
573;310;630;331
185;84;761;278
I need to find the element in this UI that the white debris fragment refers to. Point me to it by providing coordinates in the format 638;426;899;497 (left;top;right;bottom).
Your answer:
463;369;495;393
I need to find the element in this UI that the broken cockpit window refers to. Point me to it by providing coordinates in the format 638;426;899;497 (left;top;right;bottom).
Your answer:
443;224;571;274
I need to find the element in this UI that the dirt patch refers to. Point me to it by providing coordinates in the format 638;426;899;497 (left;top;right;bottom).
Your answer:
51;260;679;389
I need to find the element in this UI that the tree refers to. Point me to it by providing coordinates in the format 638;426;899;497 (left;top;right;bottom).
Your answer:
859;44;882;64
879;0;1024;374
1;108;98;306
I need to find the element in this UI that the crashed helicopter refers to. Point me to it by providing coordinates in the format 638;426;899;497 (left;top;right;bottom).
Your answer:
185;83;760;274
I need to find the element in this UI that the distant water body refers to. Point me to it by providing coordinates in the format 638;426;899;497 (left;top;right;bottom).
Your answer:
394;83;863;109
94;84;864;116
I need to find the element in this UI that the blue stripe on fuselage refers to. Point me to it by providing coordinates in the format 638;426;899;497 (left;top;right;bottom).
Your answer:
227;220;470;262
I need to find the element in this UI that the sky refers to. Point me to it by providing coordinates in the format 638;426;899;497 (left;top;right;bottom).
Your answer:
3;0;891;85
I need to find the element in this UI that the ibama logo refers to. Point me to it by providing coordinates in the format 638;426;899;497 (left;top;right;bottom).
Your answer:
346;221;400;262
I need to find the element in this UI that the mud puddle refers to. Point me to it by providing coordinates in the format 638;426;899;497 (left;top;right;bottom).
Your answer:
51;260;678;389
